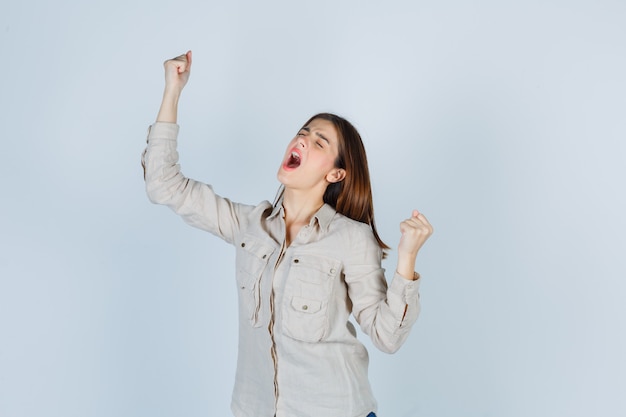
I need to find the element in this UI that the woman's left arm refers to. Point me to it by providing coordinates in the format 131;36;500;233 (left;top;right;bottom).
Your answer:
346;211;432;353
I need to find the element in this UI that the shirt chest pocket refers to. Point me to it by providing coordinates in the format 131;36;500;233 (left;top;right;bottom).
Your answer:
236;235;275;327
282;254;342;342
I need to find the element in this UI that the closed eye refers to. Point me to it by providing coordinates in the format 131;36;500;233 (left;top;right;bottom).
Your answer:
315;132;330;147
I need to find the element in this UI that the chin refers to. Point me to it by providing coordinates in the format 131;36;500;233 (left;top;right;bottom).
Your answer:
276;169;289;185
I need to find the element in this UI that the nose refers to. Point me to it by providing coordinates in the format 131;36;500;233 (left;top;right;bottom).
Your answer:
296;137;307;149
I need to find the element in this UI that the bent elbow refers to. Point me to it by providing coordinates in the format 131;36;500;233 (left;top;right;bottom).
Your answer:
372;333;405;354
145;183;169;205
379;342;402;355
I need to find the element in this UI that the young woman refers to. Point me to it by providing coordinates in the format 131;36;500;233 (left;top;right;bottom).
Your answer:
142;51;433;417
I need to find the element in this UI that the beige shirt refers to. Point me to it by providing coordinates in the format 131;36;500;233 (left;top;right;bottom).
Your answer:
142;122;422;417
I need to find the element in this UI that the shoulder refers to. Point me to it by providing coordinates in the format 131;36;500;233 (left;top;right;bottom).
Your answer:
327;213;383;269
330;212;381;252
331;211;374;235
247;200;274;220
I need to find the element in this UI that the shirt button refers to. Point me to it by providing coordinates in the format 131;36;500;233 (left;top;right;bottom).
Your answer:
330;268;336;274
302;305;308;311
241;243;246;248
293;259;299;264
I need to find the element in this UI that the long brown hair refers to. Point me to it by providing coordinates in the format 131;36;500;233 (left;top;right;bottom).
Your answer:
303;112;390;257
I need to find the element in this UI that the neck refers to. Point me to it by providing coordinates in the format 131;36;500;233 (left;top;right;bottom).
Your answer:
281;187;325;226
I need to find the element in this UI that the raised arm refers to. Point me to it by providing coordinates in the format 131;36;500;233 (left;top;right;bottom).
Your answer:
156;50;192;123
345;210;433;353
345;213;433;354
142;50;258;245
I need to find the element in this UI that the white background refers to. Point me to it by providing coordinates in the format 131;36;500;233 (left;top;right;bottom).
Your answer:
1;1;625;416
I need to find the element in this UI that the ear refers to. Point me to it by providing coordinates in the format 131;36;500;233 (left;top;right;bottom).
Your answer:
326;168;346;184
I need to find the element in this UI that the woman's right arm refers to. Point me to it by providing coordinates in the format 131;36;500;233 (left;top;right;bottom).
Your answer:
142;51;251;245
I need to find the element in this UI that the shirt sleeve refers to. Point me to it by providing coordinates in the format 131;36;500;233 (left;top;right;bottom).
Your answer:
343;223;421;354
141;122;253;245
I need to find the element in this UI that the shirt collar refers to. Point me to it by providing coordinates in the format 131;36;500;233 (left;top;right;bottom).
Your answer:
268;198;336;232
314;203;336;232
267;201;284;220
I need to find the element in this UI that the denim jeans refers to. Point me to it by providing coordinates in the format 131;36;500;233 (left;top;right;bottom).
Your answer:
366;413;377;417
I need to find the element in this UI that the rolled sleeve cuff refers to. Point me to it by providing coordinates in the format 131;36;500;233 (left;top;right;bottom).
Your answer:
147;122;179;141
389;271;421;304
387;271;421;332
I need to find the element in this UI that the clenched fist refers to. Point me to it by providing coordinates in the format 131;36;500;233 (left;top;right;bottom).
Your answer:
397;210;433;280
163;50;192;95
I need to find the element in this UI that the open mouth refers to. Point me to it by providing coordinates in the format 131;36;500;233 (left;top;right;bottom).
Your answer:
286;151;301;169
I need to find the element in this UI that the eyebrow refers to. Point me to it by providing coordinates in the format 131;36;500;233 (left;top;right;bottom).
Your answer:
301;126;330;144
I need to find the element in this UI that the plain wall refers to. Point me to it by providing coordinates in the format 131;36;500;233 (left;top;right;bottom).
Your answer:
1;1;625;416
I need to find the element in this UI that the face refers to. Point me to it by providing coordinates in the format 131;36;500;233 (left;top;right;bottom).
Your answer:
277;118;346;193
